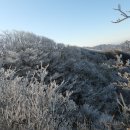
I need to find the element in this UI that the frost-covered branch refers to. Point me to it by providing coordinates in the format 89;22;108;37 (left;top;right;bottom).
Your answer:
112;4;130;23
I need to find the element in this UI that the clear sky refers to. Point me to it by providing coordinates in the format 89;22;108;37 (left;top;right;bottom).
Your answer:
0;0;130;47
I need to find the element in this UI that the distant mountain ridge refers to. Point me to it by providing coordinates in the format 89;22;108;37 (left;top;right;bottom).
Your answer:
90;40;130;52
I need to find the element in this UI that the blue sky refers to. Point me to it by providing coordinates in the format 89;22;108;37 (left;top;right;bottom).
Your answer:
0;0;129;47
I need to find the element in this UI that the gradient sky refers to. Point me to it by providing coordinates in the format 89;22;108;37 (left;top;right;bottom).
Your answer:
0;0;130;47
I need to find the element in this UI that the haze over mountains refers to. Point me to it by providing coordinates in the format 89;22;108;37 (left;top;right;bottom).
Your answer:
90;40;130;52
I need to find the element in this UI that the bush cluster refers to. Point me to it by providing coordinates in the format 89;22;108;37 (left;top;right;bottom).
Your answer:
0;31;130;130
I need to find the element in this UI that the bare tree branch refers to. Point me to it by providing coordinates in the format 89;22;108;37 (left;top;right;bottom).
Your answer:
112;4;130;23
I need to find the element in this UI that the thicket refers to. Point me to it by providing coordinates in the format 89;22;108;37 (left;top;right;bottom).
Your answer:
0;31;130;130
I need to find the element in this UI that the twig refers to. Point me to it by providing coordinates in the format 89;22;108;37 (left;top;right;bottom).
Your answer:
112;4;130;23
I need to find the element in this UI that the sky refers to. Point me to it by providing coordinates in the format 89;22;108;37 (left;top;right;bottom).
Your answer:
0;0;130;47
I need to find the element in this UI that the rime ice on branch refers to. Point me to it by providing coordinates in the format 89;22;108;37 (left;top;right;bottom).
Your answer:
112;4;130;23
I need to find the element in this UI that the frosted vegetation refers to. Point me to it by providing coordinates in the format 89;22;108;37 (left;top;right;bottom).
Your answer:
0;31;130;130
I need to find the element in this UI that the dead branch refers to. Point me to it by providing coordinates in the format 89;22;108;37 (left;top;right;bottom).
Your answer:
112;4;130;23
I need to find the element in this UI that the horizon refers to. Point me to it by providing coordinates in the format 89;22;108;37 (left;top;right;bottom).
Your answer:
0;0;130;47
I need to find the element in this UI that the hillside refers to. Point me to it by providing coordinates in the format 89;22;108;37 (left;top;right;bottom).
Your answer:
0;31;130;130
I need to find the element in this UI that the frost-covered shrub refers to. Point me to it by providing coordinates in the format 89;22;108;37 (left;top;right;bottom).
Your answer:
0;66;79;130
0;31;57;69
1;31;130;129
0;64;125;130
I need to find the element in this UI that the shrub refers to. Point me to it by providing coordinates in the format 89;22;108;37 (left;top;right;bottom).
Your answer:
0;64;78;130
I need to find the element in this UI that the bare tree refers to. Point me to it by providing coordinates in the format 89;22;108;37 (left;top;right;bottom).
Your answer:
112;4;130;23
